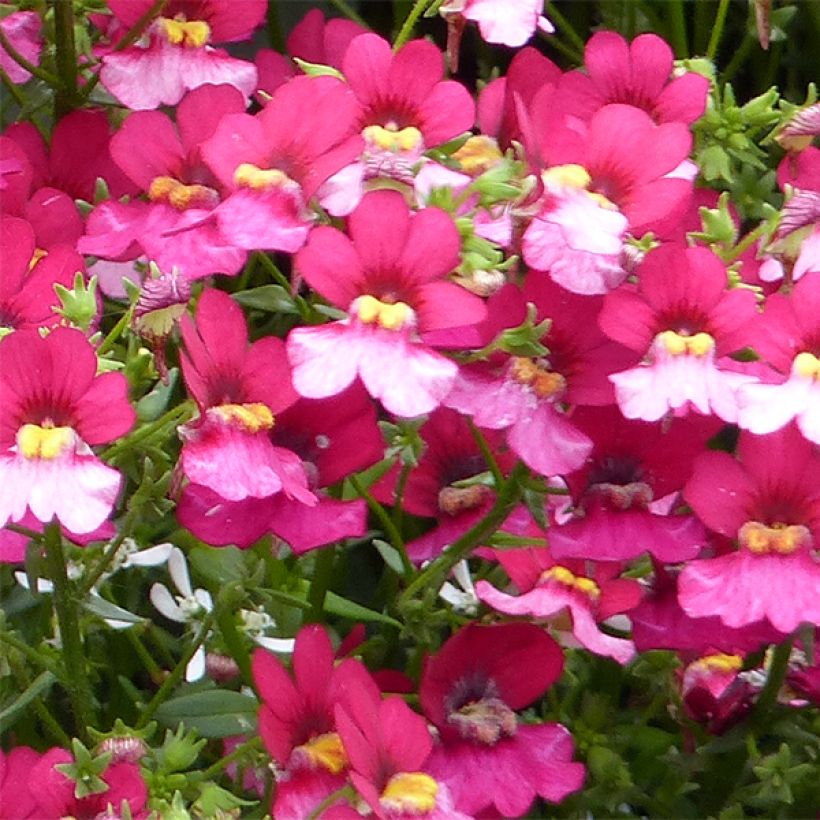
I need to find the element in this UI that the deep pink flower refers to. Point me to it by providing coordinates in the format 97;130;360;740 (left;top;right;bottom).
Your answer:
476;548;640;664
679;654;755;734
201;75;362;252
0;328;134;533
0;11;42;84
599;244;759;422
737;273;820;443
28;747;147;819
100;0;265;109
553;32;709;126
421;623;584;817
0;746;40;818
0;216;83;334
287;190;486;417
548;407;717;562
445;279;636;478
178;289;314;505
79;84;247;280
680;425;820;634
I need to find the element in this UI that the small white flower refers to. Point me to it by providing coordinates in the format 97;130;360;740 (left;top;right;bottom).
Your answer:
240;607;296;655
438;559;479;616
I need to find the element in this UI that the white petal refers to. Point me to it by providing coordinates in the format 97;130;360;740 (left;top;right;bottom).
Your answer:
150;582;185;622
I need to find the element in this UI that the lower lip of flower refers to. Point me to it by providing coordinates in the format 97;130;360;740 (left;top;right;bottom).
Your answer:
160;16;211;48
16;423;74;460
210;403;275;433
540;565;601;601
380;772;439;814
738;520;812;555
354;294;415;331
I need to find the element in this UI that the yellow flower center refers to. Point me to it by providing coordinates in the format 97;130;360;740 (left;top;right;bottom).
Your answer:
17;423;74;460
380;772;439;815
148;176;218;210
739;521;812;555
355;294;414;331
452;135;504;175
658;330;715;358
210;403;274;433
793;351;820;380
690;653;743;674
233;163;296;191
294;732;348;775
540;566;601;601
160;15;211;48
542;164;616;210
509;357;566;399
29;248;48;269
362;124;423;153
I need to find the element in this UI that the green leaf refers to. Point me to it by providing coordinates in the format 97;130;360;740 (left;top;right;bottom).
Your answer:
136;368;179;422
373;539;405;575
83;595;146;626
189;545;246;585
0;671;56;732
323;592;402;628
233;285;299;314
156;690;258;738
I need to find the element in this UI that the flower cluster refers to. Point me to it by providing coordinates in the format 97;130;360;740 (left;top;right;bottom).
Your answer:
1;1;819;818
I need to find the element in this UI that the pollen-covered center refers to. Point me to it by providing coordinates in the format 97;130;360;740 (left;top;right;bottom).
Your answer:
540;565;601;601
509;357;567;399
149;176;219;210
353;294;416;331
209;403;274;433
438;484;492;516
448;695;517;745
657;330;715;357
738;520;812;555
362;124;424;154
793;351;820;380
159;15;211;48
17;422;75;460
453;135;504;175
542;163;617;210
690;653;743;675
291;732;348;775
380;772;439;814
233;163;299;192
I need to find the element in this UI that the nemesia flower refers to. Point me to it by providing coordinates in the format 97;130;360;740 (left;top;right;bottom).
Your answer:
476;548;640;664
27;746;147;819
548;407;716;562
737;273;820;443
599;244;759;422
178;288;314;505
334;683;471;820
679;653;754;734
421;624;584;817
253;625;379;818
552;31;709;126
287;190;486;417
201;75;362;252
0;11;41;84
150;546;213;681
0;328;134;534
0;746;39;818
441;0;553;51
679;425;820;634
99;0;266;109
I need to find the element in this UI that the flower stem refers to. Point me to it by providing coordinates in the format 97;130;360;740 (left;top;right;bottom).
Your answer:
328;0;369;29
101;400;194;462
198;736;264;781
751;636;794;731
43;522;96;741
706;0;731;61
394;0;431;51
0;26;61;87
50;0;80;116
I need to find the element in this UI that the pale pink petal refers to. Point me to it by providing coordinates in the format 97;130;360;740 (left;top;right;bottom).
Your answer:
507;405;592;477
464;0;542;47
287;323;364;400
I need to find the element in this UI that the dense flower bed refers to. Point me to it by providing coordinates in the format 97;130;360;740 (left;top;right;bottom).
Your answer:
1;1;818;817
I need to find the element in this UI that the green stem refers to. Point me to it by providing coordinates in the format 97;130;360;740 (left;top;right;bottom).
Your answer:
50;0;80;116
547;4;587;58
0;65;27;108
0;26;61;87
667;0;688;59
1;631;62;679
101;400;194;462
724;221;769;263
137;609;215;729
722;37;753;84
125;629;165;684
390;462;413;533
393;0;431;51
198;736;264;780
751;636;794;731
328;0;369;29
214;584;256;692
399;462;527;610
96;310;132;356
3;522;44;541
307;547;337;621
706;0;731;61
43;522;96;741
468;420;504;489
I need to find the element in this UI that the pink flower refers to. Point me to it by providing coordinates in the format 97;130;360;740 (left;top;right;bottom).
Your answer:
679;425;820;634
0;328;134;534
0;11;42;84
201;75;362;253
99;0;265;109
420;623;584;817
679;654;755;734
287;190;486;417
178;289;314;505
476;548;640;664
0;746;40;818
599;244;758;422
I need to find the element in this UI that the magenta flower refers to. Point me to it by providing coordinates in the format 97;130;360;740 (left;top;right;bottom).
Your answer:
178;289;314;506
0;11;42;84
287;190;486;417
0;329;134;534
79;84;247;280
0;746;39;818
476;548;640;664
679;425;820;634
599;244;759;422
679;654;754;734
421;623;584;817
553;31;709;126
548;406;717;563
99;0;265;109
737;273;820;443
201;75;362;252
